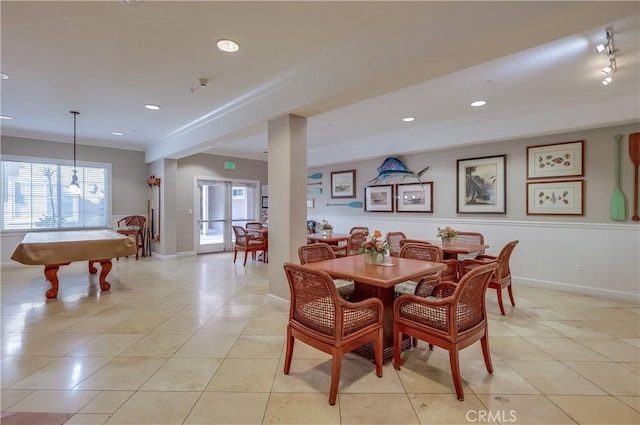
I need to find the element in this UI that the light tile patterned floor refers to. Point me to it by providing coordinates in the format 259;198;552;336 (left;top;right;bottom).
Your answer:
1;253;639;424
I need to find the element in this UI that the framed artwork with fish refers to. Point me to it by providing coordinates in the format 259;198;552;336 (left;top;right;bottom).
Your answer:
331;170;356;198
527;140;584;179
457;155;506;214
395;182;433;213
365;185;394;212
526;179;584;215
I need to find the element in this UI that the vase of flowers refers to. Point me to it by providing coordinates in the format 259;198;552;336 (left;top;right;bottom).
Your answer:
437;226;458;246
320;219;333;237
359;230;389;265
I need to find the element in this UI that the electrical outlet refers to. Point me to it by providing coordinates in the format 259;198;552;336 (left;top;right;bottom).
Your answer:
575;265;584;274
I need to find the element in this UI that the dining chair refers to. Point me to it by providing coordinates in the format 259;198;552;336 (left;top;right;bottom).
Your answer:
332;231;367;257
348;226;369;235
245;222;264;230
283;263;383;405
455;231;486;260
458;240;519;315
116;215;146;260
298;243;355;299
231;225;267;266
395;243;444;298
386;231;407;257
393;262;498;401
398;240;458;282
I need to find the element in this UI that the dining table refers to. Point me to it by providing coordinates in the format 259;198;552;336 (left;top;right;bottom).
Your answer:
303;254;446;360
306;232;350;245
432;240;489;260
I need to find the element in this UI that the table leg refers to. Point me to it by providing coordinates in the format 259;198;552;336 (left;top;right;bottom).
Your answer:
97;259;112;291
43;263;70;299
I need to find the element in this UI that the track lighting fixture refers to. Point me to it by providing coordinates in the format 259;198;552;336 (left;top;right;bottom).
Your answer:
595;27;620;86
69;111;82;195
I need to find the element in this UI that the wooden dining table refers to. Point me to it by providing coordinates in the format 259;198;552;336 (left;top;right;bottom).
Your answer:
303;254;446;360
306;232;350;245
432;240;489;260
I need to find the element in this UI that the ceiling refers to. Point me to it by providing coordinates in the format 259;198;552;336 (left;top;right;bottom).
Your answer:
1;1;639;167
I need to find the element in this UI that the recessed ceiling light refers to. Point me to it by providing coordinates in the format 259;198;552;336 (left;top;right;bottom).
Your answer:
144;104;160;110
216;39;239;53
402;117;415;122
0;115;13;120
0;73;8;79
471;100;487;107
112;131;124;136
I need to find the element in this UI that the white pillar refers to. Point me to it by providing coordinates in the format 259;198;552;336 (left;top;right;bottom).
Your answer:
267;114;307;300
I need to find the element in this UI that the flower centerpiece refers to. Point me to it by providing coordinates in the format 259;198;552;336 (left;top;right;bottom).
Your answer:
320;219;333;236
359;230;390;264
437;226;458;245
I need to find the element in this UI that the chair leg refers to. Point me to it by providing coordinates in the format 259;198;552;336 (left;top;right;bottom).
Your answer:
495;287;506;315
233;249;238;263
507;284;516;306
243;250;249;266
480;334;493;373
374;329;383;377
329;352;342;406
393;326;402;370
448;348;464;401
283;328;294;375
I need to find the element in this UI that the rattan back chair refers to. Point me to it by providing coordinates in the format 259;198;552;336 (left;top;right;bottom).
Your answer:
386;231;407;257
298;243;355;299
455;231;486;260
349;226;369;235
395;243;444;298
458;240;519;315
231;225;266;266
332;231;367;257
283;262;383;405
393;262;498;401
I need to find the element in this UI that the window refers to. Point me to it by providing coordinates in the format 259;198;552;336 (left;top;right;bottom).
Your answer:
231;187;245;200
1;156;111;231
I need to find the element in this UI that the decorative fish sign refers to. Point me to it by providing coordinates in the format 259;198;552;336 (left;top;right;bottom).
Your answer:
368;157;429;184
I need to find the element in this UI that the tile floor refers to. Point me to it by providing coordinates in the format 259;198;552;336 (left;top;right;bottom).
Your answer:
1;253;638;425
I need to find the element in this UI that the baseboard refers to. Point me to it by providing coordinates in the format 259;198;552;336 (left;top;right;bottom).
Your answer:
265;293;290;307
149;252;178;261
517;277;640;304
177;251;197;258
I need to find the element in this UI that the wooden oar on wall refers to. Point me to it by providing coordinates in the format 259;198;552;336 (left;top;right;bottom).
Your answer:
629;132;640;221
611;135;626;221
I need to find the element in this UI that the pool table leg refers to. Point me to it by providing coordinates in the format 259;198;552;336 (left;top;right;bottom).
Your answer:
98;260;112;291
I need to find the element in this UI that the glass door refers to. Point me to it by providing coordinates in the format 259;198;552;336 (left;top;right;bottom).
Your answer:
196;179;260;254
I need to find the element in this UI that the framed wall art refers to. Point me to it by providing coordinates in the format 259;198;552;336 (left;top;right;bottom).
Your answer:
457;154;507;214
527;180;584;215
364;185;394;212
527;140;584;179
261;196;269;209
395;182;433;213
306;198;315;209
331;170;356;198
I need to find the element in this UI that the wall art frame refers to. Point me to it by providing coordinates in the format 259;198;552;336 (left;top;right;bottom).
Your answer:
457;154;507;214
527;140;584;179
261;196;269;209
395;182;433;213
526;179;584;215
364;185;394;212
331;169;356;199
306;198;315;209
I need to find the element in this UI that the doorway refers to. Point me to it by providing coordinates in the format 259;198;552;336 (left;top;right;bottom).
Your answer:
195;179;260;254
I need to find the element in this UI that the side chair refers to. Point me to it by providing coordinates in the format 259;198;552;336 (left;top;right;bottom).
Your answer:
283;263;383;405
298;243;354;299
231;225;267;266
393;262;498;401
386;231;407;257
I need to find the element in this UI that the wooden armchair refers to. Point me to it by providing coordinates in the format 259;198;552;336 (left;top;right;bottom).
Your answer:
283;263;383;405
232;225;267;266
298;243;354;299
398;239;458;282
332;231;367;257
116;215;146;259
395;243;444;298
386;231;407;257
458;240;519;315
455;232;486;260
393;262;498;401
349;226;369;235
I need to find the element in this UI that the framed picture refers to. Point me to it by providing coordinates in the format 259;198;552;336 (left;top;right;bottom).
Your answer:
457;154;507;214
527;180;584;215
331;170;356;198
527;140;584;179
364;185;394;212
306;198;315;209
261;196;269;209
395;182;433;213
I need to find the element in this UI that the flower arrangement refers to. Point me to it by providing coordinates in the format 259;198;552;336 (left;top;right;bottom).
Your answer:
320;219;333;231
437;226;458;239
359;230;390;255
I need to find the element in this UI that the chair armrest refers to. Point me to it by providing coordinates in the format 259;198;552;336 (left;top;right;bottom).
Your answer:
430;281;458;298
341;297;383;316
475;254;497;261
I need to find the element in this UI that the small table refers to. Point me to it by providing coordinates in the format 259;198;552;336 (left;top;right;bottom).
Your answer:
11;230;136;299
434;241;489;260
304;254;445;360
306;232;350;245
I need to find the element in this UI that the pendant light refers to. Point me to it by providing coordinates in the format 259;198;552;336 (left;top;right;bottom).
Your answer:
69;111;82;195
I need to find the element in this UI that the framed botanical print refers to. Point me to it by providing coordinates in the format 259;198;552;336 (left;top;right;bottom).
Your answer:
364;185;394;212
457;154;507;214
527;180;584;215
527;140;584;179
395;182;433;213
331;170;356;198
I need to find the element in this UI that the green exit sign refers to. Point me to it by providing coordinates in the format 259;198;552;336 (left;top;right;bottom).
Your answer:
224;161;236;170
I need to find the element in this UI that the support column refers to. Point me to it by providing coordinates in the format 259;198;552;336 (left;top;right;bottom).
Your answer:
267;114;307;300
